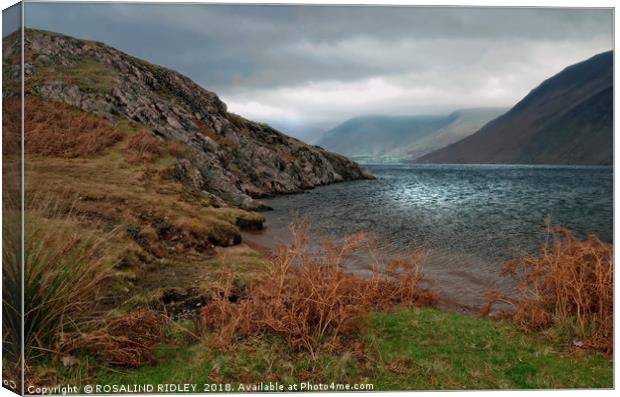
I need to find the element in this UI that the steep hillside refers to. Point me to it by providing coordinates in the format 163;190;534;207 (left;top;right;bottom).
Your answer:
266;120;327;144
417;51;613;165
316;108;505;163
6;29;371;210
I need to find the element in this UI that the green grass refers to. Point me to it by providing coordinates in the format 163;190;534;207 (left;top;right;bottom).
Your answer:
61;57;118;94
365;309;611;389
50;308;611;392
28;55;119;94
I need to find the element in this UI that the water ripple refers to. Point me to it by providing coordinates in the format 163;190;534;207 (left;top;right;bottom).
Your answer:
249;164;612;310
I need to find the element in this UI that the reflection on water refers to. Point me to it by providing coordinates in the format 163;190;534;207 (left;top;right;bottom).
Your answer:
247;164;613;311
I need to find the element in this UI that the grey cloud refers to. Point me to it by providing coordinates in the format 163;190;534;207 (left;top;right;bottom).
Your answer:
23;3;613;127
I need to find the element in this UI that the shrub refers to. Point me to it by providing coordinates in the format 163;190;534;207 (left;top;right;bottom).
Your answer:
201;222;438;358
482;218;613;354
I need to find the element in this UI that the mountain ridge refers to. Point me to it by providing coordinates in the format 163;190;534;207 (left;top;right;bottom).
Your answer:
417;51;613;165
316;107;507;163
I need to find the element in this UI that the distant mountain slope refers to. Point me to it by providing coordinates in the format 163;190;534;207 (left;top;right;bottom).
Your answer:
401;108;507;160
417;51;613;165
316;108;505;163
5;29;372;210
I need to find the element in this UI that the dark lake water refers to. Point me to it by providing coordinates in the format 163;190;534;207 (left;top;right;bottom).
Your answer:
246;164;613;311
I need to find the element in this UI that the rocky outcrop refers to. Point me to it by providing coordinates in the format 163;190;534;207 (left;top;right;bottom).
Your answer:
10;29;372;209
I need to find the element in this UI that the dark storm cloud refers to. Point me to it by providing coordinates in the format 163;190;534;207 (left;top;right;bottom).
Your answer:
24;3;613;125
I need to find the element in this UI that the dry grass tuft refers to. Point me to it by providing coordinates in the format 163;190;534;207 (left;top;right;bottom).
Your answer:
20;203;117;363
123;132;187;164
123;132;166;163
482;217;613;354
61;310;166;367
201;222;437;358
23;97;123;157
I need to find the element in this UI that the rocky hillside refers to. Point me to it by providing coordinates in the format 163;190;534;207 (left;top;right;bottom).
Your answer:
316;108;506;164
6;29;371;209
418;51;613;165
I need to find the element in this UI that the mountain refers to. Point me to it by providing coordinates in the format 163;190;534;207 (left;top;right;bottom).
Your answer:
315;108;506;163
417;51;613;165
402;108;508;160
7;29;371;210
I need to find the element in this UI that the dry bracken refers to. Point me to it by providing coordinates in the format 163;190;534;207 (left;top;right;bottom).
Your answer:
482;218;612;355
201;222;438;358
22;97;123;158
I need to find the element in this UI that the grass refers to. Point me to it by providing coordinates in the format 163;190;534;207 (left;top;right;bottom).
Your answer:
203;244;270;286
24;126;265;263
15;92;612;391
50;57;118;95
2;193;21;370
28;223;611;392
16;101;268;379
123;132;188;164
24;51;119;95
22;208;117;363
45;308;610;391
19;151;614;391
22;96;123;158
366;309;610;390
26;154;262;248
60;310;167;368
201;224;437;358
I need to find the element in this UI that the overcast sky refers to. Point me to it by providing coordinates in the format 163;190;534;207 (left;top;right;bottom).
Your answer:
24;3;613;129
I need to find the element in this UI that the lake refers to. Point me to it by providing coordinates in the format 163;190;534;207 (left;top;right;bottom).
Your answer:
246;164;613;311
